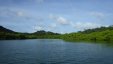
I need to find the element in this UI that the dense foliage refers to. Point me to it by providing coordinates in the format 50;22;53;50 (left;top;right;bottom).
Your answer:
0;26;60;40
78;25;113;34
0;26;15;33
0;25;113;42
61;26;113;41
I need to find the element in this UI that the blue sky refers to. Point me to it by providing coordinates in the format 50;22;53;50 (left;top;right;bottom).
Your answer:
0;0;113;33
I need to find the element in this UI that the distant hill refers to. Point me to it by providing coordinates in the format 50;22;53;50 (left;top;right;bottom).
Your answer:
62;25;113;41
0;26;15;33
0;26;60;40
0;26;60;35
78;25;113;34
34;30;60;35
1;25;113;41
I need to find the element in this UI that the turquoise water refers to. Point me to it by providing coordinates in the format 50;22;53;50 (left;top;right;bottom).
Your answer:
0;39;113;64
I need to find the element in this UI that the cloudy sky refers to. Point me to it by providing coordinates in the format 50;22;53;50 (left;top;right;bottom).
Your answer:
0;0;113;33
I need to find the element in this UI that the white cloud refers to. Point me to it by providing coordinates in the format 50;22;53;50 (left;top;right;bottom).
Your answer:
49;23;57;28
47;23;57;31
0;7;40;21
49;14;69;25
49;14;103;31
33;23;57;32
57;16;69;25
71;22;101;30
16;11;25;17
34;25;44;31
60;31;65;34
49;14;55;19
0;8;26;17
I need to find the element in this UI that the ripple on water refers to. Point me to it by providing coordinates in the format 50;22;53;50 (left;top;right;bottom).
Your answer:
0;39;113;64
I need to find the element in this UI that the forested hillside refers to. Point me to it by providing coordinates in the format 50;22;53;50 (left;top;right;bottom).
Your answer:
0;25;113;42
78;25;113;34
0;26;60;40
61;26;113;41
0;26;15;33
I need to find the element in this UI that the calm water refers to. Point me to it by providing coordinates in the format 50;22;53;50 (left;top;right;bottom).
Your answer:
0;39;113;64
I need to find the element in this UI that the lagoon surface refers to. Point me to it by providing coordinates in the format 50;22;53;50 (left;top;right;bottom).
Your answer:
0;39;113;64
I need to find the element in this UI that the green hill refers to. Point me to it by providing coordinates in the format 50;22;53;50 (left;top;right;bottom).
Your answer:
0;25;113;41
61;25;113;41
78;25;113;34
0;26;60;40
0;26;15;33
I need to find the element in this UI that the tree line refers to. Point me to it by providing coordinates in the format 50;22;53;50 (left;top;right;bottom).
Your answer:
0;25;113;42
0;26;60;40
61;26;113;42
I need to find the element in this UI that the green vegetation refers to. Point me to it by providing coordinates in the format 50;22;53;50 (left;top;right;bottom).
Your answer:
0;26;60;40
27;30;61;39
61;26;113;42
0;25;113;42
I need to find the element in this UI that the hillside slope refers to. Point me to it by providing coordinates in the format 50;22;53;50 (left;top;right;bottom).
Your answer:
62;26;113;41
